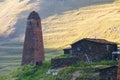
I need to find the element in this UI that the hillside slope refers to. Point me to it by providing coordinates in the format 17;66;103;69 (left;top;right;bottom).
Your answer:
0;0;114;40
0;0;40;38
0;0;119;49
43;2;120;48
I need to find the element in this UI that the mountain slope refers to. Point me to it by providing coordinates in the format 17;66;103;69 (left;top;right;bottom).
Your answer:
0;0;114;40
0;0;119;49
43;2;120;48
0;0;41;38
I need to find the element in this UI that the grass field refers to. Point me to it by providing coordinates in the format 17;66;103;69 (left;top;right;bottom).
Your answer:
42;1;120;49
0;60;117;80
0;41;63;76
0;42;22;75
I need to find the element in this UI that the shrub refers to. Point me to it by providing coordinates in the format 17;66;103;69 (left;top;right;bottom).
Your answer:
11;63;36;80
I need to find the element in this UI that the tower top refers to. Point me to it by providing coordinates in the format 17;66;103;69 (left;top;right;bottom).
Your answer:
28;11;40;20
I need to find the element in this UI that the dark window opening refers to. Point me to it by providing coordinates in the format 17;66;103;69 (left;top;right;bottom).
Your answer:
29;21;32;25
36;61;42;66
36;62;39;66
37;22;39;26
108;77;112;80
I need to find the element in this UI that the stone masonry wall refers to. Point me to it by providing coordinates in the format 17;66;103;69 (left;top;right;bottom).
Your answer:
99;66;117;80
51;57;79;68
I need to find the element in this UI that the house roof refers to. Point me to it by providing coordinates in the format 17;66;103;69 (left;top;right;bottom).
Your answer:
71;38;118;45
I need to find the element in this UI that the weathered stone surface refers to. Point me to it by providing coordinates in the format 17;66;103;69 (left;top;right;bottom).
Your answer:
71;38;118;62
51;57;79;68
117;55;120;80
22;11;44;65
99;66;117;80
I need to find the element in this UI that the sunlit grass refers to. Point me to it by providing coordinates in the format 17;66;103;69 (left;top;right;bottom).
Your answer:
43;1;120;49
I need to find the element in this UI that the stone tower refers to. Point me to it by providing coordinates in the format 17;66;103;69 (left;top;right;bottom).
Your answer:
22;11;44;65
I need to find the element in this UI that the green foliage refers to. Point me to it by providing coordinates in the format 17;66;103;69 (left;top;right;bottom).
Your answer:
0;48;62;75
55;60;117;80
10;61;53;80
0;60;117;80
12;63;36;79
54;54;73;58
0;75;11;80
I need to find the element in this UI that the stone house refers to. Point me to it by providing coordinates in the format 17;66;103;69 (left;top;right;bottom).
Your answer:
70;38;118;62
51;57;79;68
99;66;117;80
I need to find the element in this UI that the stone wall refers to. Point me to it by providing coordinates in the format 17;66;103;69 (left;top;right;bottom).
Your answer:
22;11;44;65
51;57;79;68
99;66;117;80
71;39;117;62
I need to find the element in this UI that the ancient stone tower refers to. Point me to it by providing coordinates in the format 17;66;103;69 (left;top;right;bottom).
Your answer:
22;11;44;66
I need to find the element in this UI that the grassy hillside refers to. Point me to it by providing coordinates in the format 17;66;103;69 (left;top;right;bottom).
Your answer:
0;41;62;75
0;0;114;39
0;0;120;76
43;1;120;48
0;0;38;37
0;60;117;80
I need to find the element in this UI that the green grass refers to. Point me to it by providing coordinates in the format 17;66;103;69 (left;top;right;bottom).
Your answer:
0;60;117;80
0;41;63;76
52;60;117;80
54;54;73;58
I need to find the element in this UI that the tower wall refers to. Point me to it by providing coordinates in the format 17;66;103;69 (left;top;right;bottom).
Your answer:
22;11;44;65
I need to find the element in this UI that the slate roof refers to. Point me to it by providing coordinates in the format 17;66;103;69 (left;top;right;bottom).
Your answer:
71;38;118;45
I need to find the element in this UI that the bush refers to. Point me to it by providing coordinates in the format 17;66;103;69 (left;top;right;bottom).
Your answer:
11;63;36;80
0;75;10;80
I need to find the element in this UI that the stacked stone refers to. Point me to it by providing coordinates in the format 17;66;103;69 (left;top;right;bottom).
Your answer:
51;57;79;68
22;11;44;66
117;56;120;80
